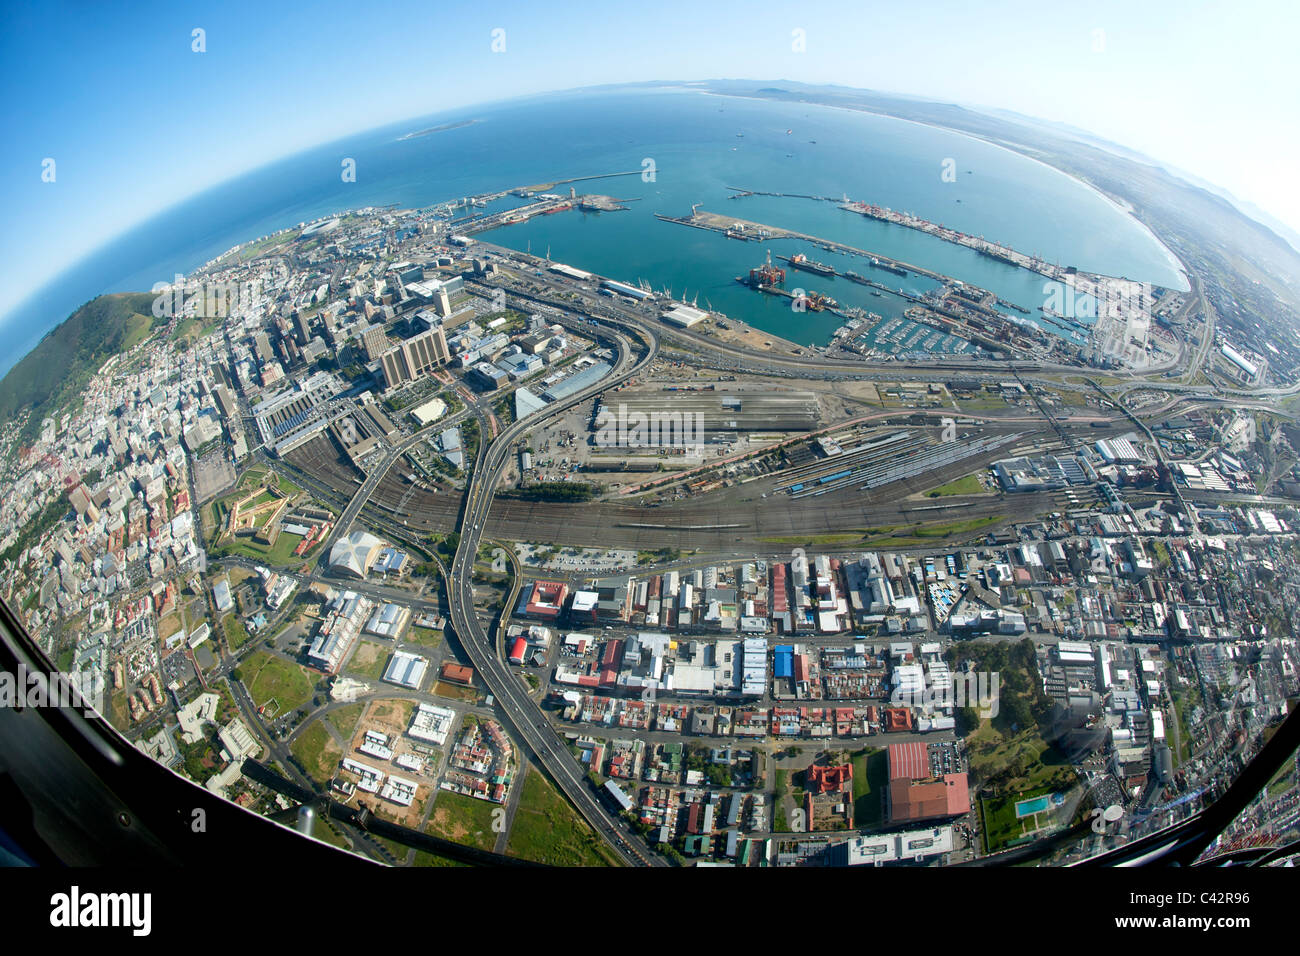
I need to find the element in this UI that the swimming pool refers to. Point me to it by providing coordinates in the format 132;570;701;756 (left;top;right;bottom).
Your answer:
1015;795;1051;818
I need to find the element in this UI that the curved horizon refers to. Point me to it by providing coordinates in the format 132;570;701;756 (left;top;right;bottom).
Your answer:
0;79;1233;377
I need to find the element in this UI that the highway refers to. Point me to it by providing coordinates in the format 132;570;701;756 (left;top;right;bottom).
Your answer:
443;312;668;866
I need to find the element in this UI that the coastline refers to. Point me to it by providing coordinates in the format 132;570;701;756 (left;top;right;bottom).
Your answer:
697;89;1192;293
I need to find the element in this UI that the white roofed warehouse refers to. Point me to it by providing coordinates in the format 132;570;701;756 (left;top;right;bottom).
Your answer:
329;530;385;578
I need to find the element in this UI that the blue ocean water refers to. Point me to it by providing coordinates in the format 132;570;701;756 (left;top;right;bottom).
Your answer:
0;86;1188;376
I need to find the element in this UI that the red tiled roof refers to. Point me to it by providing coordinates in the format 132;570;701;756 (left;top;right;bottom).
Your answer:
805;763;853;794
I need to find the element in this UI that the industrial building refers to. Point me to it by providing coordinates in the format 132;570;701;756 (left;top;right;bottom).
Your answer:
383;650;429;690
662;303;708;327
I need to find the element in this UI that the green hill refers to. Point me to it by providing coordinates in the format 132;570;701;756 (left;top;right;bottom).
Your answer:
0;292;159;445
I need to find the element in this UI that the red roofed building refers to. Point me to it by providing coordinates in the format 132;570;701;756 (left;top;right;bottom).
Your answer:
524;580;569;620
883;707;913;732
440;662;474;685
793;653;810;684
888;742;930;781
805;762;853;795
508;637;528;664
771;565;789;615
597;640;624;687
804;761;855;831
887;773;970;825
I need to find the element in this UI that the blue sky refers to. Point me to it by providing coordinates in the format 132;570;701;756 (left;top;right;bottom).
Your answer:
3;0;1298;326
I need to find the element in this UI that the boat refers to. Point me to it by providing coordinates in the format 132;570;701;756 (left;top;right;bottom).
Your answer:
868;256;908;278
800;291;837;311
788;253;835;276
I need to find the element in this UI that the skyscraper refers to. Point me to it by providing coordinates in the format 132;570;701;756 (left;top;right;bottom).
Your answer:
379;325;450;388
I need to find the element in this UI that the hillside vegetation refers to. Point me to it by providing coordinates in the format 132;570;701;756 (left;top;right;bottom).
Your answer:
0;292;158;444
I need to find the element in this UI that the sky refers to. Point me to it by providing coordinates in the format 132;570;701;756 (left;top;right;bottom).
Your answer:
3;0;1298;328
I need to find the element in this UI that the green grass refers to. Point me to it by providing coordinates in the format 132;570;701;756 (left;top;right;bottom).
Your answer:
426;791;502;852
242;650;314;715
980;786;1059;853
222;613;252;651
406;626;442;647
210;526;317;567
850;748;887;830
505;770;623;866
412;848;467;867
328;702;365;738
290;720;341;784
1170;685;1200;768
925;474;985;497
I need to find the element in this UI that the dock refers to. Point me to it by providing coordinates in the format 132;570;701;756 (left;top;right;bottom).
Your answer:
656;209;942;282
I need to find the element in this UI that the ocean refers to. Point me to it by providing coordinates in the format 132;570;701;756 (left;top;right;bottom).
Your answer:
0;86;1189;376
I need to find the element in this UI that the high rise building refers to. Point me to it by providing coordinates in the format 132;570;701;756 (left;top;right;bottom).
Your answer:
291;310;311;345
379;326;450;389
434;287;453;318
253;330;274;362
359;323;390;362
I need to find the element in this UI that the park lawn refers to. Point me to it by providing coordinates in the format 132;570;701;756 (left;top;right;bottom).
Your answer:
967;719;1069;793
505;769;623;866
309;819;354;855
108;688;131;734
212;528;313;567
966;716;1078;852
222;613;252;651
290;720;341;785
348;640;390;680
955;395;1010;411
1170;685;1200;768
850;748;887;830
242;650;314;715
406;626;442;647
925;474;985;497
426;791;501;852
327;702;366;738
980;785;1059;853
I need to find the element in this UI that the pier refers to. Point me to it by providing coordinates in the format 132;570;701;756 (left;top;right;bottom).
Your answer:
656;209;944;282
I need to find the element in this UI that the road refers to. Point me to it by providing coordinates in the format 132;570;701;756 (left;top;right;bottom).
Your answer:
444;312;668;866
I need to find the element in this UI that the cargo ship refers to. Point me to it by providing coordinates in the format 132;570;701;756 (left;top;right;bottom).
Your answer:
843;271;890;296
786;253;836;276
868;256;907;278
